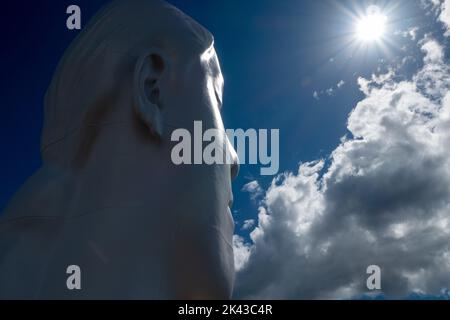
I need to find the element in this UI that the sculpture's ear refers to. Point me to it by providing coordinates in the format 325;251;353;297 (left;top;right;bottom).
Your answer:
133;49;168;139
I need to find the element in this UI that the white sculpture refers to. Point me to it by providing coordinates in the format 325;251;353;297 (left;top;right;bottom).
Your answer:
0;0;239;299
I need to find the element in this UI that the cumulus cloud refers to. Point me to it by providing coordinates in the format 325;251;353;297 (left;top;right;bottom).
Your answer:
357;69;395;95
234;39;450;299
397;27;420;40
439;0;450;36
408;27;420;40
421;0;443;11
416;40;449;100
233;235;251;272
242;219;256;231
421;39;444;63
242;181;264;201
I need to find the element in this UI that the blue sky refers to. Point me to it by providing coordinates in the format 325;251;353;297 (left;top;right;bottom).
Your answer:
1;0;450;299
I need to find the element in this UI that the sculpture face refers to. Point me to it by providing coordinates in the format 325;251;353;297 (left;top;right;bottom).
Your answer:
0;0;239;299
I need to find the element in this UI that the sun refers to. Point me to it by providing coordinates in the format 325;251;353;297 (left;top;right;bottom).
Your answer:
355;5;387;42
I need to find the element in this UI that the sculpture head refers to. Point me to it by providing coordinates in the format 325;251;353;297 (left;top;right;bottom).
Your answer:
40;0;239;298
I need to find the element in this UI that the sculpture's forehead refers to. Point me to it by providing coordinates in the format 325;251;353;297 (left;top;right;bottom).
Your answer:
73;0;214;59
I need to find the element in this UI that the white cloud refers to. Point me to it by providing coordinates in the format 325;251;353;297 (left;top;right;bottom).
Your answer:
313;81;346;100
313;91;319;100
439;0;450;36
242;219;256;231
233;235;251;272
408;27;420;40
242;181;263;201
398;27;420;40
416;40;449;100
421;39;444;63
234;39;450;299
421;0;443;11
357;69;395;95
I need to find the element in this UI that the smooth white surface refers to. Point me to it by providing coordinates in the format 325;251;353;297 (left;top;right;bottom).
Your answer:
0;0;239;299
